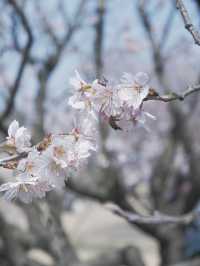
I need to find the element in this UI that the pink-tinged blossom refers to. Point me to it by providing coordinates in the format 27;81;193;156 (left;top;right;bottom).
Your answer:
66;139;96;170
68;71;97;118
35;148;67;190
69;70;89;92
50;135;75;168
0;149;53;203
0;71;156;203
92;80;122;119
17;149;40;174
68;71;155;131
70;116;97;150
118;72;150;109
7;120;31;153
119;107;156;131
70;117;97;163
0;178;53;203
34;134;81;189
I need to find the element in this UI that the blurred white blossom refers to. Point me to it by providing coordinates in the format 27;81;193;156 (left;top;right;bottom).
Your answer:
68;70;97;118
0;178;53;203
92;80;122;118
118;72;150;109
7;120;31;153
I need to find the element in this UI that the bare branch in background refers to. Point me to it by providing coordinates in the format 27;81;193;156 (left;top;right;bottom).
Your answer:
138;1;164;76
176;0;200;45
66;179;108;203
159;3;176;51
94;0;105;78
0;0;33;123
1;1;200;265
34;0;87;141
137;2;200;264
107;204;196;226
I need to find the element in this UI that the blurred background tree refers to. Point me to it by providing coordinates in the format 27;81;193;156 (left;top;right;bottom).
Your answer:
1;0;200;266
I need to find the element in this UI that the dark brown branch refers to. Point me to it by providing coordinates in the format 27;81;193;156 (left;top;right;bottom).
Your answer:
138;2;163;75
0;0;33;121
159;3;176;51
107;204;195;226
137;4;199;264
33;0;86;141
66;179;109;203
176;0;200;45
145;84;200;102
0;152;27;167
59;0;86;51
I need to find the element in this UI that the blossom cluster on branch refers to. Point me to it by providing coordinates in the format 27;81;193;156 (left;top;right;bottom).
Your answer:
69;71;155;130
0;71;155;203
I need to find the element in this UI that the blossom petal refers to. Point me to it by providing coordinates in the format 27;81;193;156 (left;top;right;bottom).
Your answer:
8;120;19;138
134;72;149;86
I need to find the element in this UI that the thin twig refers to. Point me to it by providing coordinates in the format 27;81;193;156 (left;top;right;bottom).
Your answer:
107;204;195;225
66;179;109;203
159;3;176;51
176;0;200;46
0;152;27;167
0;0;33;131
145;84;200;102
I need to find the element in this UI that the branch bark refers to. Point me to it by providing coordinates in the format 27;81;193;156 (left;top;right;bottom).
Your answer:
176;0;200;45
107;204;195;226
1;0;33;122
145;84;200;102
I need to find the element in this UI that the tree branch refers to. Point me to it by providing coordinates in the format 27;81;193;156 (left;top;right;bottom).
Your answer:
66;179;108;203
0;152;27;166
176;0;200;45
107;204;195;226
0;0;33;123
145;83;200;102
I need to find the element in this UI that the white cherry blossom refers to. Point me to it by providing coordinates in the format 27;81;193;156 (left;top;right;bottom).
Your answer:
7;120;31;153
68;71;96;118
0;178;53;203
66;139;96;170
118;72;150;110
92;80;122;119
0;71;156;203
17;149;40;174
70;116;97;151
35;148;67;190
119;107;156;131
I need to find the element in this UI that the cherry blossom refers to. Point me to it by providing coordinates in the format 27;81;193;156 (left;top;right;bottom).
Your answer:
68;70;97;118
17;149;40;174
68;71;153;129
70;116;97;149
34;147;68;190
117;72;150;110
0;71;155;203
6;120;31;153
0;178;53;203
92;79;122;119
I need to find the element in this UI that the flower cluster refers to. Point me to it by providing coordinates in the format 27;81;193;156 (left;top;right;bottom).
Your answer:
0;117;97;203
68;71;155;130
0;71;155;203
